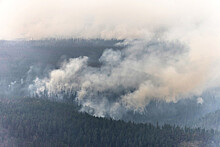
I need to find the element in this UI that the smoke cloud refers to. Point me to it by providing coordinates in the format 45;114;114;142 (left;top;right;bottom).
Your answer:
0;0;219;40
29;39;213;118
1;0;220;118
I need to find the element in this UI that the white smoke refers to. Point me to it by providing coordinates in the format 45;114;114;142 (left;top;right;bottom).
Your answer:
1;0;220;118
197;97;204;104
0;0;219;41
29;39;214;118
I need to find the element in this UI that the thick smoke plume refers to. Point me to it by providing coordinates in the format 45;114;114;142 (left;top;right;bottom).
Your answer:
1;0;220;119
29;40;212;118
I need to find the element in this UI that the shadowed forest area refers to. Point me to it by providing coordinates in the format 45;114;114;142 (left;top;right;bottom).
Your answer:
1;40;220;146
1;0;220;146
0;97;219;147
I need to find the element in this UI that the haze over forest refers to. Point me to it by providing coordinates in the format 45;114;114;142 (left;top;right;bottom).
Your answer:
0;0;220;146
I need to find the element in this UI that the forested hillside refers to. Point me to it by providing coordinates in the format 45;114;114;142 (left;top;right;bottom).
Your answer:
194;109;220;131
1;39;220;127
0;98;218;147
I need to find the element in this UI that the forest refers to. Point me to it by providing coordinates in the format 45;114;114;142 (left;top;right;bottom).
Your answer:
1;0;220;146
0;97;218;147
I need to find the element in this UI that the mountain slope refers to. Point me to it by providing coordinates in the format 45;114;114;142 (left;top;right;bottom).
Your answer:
194;109;220;131
0;98;217;147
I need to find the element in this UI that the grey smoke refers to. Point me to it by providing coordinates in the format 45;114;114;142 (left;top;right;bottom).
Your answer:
29;39;212;118
1;0;220;122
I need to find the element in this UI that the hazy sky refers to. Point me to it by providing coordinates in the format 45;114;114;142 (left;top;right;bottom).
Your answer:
2;0;220;116
1;0;220;66
0;0;219;41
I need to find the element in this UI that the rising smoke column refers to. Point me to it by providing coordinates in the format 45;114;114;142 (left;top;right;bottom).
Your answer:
29;39;211;118
1;0;220;118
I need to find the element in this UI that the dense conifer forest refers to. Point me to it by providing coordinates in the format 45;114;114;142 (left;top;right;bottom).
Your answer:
0;0;220;146
0;98;218;147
